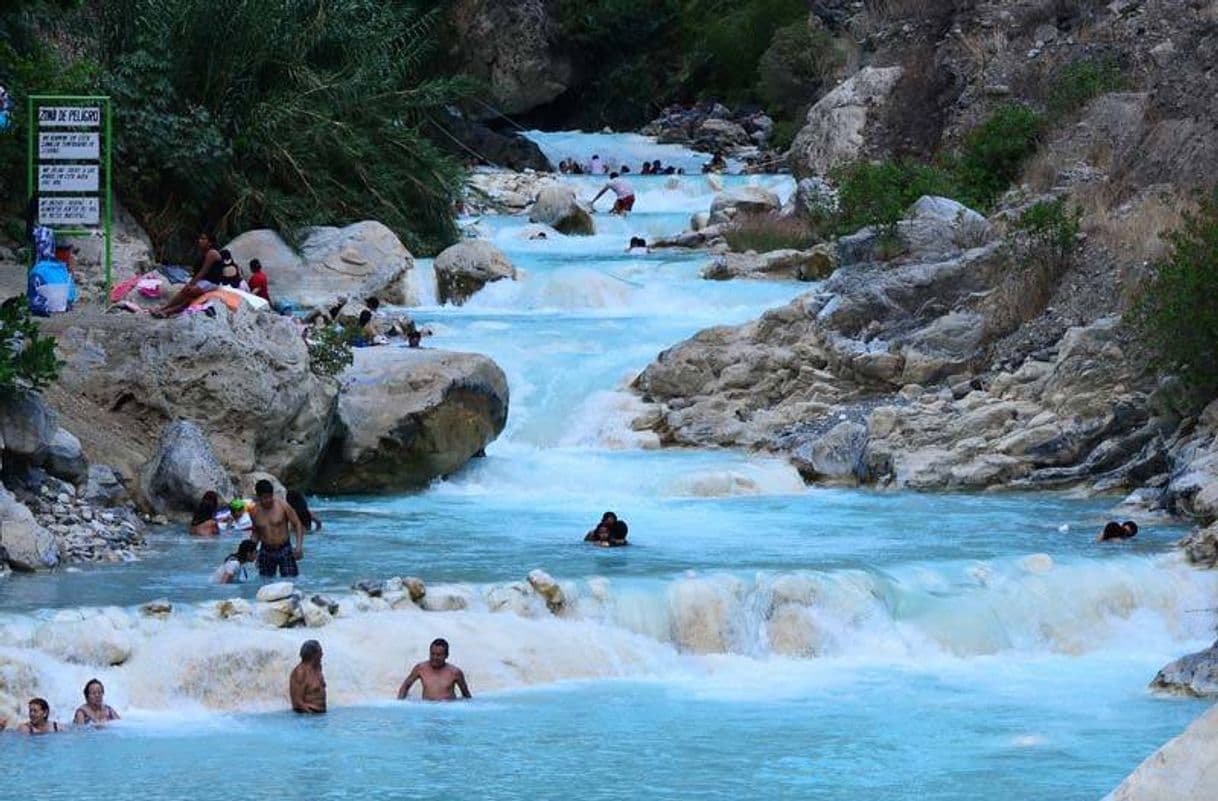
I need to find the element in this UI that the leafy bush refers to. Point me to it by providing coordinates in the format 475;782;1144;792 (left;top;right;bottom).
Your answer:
723;213;819;253
756;21;842;119
952;104;1044;210
685;0;810;105
1131;189;1218;397
831;160;955;236
0;297;63;395
1016;198;1081;274
306;324;354;379
1047;56;1127;119
97;0;468;258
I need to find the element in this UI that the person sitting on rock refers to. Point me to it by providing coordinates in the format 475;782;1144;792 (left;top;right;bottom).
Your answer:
189;491;222;536
214;539;258;584
352;309;388;347
247;259;270;302
1097;520;1139;542
152;232;224;317
17;698;62;735
217;249;243;288
287;489;323;533
591;173;635;215
74;679;121;726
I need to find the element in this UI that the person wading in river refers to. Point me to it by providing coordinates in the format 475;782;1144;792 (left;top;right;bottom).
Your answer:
249;479;306;577
290;640;327;714
396;638;472;701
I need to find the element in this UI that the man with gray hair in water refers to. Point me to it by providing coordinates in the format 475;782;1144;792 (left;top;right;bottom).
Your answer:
290;639;327;714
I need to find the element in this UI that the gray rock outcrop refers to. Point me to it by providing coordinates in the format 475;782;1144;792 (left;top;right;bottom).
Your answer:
315;347;509;493
1150;641;1218;697
51;308;338;489
788;66;903;178
139;421;235;518
701;246;835;282
1102;703;1218;800
0;486;59;570
434;240;517;305
450;0;572;117
0;390;57;462
46;427;87;481
529;185;594;235
226;221;416;310
708;187;782;226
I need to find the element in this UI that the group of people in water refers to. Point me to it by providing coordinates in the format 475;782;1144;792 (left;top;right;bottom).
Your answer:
191;480;318;579
290;637;471;714
0;679;119;735
557;153;736;176
584;511;629;547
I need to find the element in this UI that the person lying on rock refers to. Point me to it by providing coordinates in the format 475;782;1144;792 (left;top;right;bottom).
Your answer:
214;539;258;584
152;232;223;317
250;479;306;578
74;679;120;726
290;639;327;714
397;638;471;701
189;491;222;536
17;698;62;735
1097;520;1138;542
591;172;635;215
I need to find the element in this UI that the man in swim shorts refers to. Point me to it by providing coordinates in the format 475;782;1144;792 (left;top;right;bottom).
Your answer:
591;173;635;215
396;638;472;701
249;479;306;577
290;640;327;714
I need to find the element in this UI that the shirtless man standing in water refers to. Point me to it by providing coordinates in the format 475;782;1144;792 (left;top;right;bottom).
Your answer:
290;640;327;714
249;479;306;577
396;638;472;701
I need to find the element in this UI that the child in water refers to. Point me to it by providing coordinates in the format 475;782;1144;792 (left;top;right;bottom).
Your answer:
214;540;258;584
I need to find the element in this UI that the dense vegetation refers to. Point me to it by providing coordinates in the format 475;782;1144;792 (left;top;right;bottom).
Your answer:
553;0;822;134
1132;190;1218;399
0;295;63;395
2;0;469;258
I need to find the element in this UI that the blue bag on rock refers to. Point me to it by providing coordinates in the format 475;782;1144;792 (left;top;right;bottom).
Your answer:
28;259;77;316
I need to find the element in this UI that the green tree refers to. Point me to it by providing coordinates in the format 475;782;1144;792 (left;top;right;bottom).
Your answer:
0;296;63;395
1131;189;1218;398
97;0;470;257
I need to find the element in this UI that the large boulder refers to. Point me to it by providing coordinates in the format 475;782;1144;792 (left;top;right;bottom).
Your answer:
315;347;509;493
790;421;870;483
433;111;552;172
0;391;57;461
708;187;782;226
1149;641;1218;697
139;421;235;518
1102;703;1218;800
788;66;903;178
226;221;416;311
450;0;573;117
0;487;59;570
433;240;517;305
529;185;595;235
701;247;835;282
50;308;337;488
46;427;87;482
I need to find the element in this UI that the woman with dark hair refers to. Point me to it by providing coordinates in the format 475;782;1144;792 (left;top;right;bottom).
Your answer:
152;232;223;317
17;698;61;735
286;490;322;533
74;679;120;726
190;491;221;536
215;539;258;583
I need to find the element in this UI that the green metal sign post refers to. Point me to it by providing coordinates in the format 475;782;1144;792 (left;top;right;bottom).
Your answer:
26;95;113;294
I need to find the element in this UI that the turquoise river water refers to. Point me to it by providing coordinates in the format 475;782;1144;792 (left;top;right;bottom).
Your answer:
0;132;1212;800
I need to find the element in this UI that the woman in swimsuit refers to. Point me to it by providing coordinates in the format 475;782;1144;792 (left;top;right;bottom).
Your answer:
17;698;62;735
74;679;121;726
189;491;221;536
